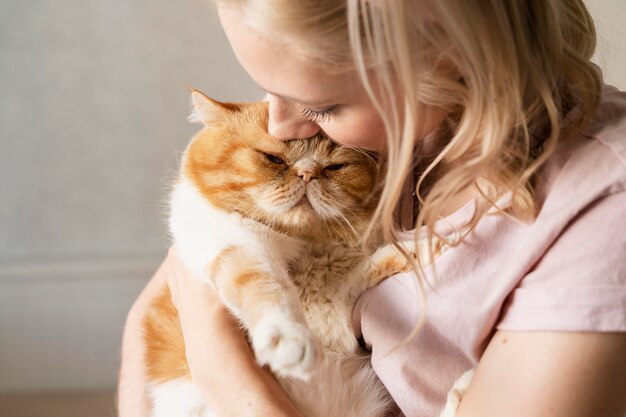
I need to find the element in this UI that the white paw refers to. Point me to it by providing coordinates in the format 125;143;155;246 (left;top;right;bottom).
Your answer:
251;312;322;380
440;369;475;417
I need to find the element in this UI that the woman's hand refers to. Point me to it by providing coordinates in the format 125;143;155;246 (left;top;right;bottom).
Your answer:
117;247;303;417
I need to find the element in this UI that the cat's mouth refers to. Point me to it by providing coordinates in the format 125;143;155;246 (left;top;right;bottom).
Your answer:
293;195;313;209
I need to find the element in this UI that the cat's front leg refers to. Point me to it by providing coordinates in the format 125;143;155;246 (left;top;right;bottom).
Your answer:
207;245;322;380
359;237;449;293
358;240;422;291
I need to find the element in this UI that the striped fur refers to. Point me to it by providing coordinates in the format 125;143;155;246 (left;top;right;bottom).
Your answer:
143;92;406;416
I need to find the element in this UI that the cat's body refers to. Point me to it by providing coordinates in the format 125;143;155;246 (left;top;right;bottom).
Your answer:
149;190;396;417
149;227;396;417
144;92;405;417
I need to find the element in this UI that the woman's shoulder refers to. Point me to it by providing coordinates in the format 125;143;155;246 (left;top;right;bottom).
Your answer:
353;91;626;415
536;85;626;210
575;84;626;166
586;84;626;140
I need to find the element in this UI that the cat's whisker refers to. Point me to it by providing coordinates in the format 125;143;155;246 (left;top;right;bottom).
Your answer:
337;215;360;243
334;204;365;242
150;98;395;417
313;193;359;229
334;202;364;226
320;203;359;243
320;216;336;243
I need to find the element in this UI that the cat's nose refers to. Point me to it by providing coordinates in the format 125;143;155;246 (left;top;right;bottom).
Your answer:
294;160;320;183
299;170;317;182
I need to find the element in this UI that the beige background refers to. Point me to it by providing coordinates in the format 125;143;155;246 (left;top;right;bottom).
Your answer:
0;0;257;394
0;0;624;396
588;0;626;88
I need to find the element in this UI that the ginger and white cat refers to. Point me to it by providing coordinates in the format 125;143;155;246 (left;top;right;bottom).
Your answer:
143;90;471;417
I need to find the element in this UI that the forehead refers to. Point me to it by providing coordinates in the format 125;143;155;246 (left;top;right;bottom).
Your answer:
279;137;373;167
219;6;362;106
279;136;336;156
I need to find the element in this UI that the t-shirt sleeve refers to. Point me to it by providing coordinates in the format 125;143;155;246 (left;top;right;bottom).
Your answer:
497;191;626;332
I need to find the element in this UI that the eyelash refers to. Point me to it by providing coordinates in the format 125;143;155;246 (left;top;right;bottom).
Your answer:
299;105;336;123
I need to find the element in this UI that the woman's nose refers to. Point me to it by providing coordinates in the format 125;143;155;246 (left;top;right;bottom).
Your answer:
267;95;321;140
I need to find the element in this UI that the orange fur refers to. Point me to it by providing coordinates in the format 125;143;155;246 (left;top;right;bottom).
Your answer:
143;286;190;383
204;245;238;279
144;93;387;407
182;99;381;244
232;270;261;288
208;246;286;326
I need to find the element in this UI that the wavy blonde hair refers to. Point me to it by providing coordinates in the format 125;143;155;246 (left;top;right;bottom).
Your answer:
218;0;602;328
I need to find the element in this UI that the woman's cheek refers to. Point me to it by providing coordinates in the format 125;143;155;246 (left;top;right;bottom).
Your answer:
322;117;386;150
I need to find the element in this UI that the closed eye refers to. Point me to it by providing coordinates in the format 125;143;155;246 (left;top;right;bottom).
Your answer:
261;152;285;165
299;105;338;123
324;163;346;171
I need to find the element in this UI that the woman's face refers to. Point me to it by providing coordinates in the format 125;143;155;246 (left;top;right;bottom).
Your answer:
218;6;447;152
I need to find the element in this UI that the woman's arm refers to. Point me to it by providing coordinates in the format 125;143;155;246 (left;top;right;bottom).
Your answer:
117;253;168;417
117;249;303;417
456;330;626;417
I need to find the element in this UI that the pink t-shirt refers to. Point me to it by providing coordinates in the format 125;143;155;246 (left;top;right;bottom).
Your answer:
352;85;626;417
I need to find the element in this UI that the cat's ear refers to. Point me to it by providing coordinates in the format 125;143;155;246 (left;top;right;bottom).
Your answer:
188;89;241;126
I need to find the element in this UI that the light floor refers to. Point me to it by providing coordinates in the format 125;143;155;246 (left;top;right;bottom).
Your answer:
0;392;115;417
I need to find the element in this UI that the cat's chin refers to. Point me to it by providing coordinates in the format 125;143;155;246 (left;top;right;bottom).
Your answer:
286;204;319;227
262;206;333;241
293;196;313;210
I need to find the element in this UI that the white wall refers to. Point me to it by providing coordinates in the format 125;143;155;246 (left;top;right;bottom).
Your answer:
588;0;626;89
0;0;624;393
0;0;257;393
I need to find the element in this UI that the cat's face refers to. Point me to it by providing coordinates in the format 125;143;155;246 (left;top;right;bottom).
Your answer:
183;91;382;244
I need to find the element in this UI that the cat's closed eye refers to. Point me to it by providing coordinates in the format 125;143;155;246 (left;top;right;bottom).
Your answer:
261;151;286;165
324;163;347;171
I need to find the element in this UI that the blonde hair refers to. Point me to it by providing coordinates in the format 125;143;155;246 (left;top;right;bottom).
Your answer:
218;0;602;327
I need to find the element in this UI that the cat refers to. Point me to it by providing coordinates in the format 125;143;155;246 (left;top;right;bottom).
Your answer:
141;90;420;417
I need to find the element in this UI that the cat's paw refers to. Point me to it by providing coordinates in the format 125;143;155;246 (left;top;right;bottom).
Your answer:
251;312;322;380
371;240;419;270
365;241;420;287
440;369;475;417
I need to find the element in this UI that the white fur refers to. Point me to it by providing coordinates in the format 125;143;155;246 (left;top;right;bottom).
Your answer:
280;353;393;417
251;308;322;380
152;172;468;416
151;174;395;416
188;92;226;127
150;379;216;417
439;369;475;417
168;178;305;286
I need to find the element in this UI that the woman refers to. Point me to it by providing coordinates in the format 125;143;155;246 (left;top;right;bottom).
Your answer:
118;1;626;416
